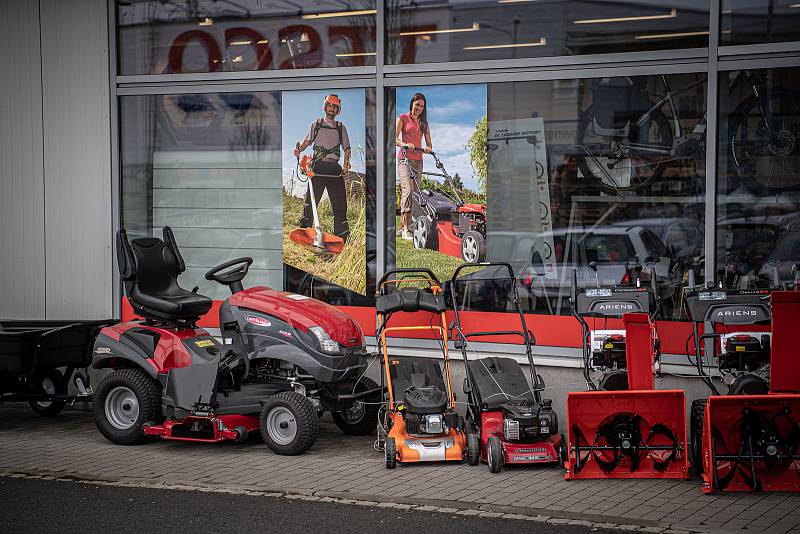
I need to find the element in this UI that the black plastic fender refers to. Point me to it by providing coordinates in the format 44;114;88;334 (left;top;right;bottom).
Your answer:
91;332;157;379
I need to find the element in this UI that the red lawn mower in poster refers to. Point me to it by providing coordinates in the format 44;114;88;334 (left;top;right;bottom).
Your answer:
404;149;488;263
565;271;688;480
91;228;379;454
450;263;565;473
685;283;800;493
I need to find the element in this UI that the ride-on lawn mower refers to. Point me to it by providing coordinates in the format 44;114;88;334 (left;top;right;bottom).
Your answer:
402;149;487;263
92;227;379;454
450;262;565;473
565;270;688;479
376;268;478;468
684;280;800;492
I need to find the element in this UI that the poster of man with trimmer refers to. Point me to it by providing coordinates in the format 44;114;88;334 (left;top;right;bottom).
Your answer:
282;89;367;295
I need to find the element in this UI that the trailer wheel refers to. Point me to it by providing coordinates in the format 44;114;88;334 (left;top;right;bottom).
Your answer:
690;398;707;474
467;433;480;465
332;377;380;436
461;231;486;263
260;392;319;456
28;369;67;417
385;437;397;469
94;368;162;445
487;437;503;473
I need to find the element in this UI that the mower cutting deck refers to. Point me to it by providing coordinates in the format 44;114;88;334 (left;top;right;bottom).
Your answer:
450;262;565;473
565;272;688;480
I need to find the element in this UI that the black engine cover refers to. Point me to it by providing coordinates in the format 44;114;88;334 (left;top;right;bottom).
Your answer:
502;399;558;440
403;386;449;414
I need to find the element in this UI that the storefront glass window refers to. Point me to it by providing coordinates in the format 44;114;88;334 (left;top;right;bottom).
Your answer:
716;67;800;290
385;0;710;65
387;74;707;318
121;88;375;304
118;1;376;75
721;1;800;46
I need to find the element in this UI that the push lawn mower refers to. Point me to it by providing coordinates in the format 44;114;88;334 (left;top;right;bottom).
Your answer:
450;262;565;473
684;279;800;492
376;268;478;468
402;149;487;263
565;269;688;479
92;227;380;454
288;154;345;255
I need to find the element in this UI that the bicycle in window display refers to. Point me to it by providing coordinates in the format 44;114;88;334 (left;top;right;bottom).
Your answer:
575;72;800;194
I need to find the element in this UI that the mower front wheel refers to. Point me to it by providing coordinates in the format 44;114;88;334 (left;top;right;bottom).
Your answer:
690;398;707;474
467;433;480;465
461;231;486;263
260;392;319;456
385;437;397;469
487;437;503;473
94;368;162;445
332;377;380;436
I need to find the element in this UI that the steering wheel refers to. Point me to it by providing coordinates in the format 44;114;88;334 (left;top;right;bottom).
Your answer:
205;257;253;287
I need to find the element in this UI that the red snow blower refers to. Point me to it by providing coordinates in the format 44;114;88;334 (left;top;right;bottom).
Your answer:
288;155;345;255
565;270;688;480
685;281;800;493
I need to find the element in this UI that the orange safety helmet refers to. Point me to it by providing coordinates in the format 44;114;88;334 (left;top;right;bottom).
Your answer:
323;94;341;114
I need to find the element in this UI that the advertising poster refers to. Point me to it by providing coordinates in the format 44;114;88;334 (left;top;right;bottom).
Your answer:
394;84;487;283
282;89;367;295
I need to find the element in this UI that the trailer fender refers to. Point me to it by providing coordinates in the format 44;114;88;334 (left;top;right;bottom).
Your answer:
91;333;158;379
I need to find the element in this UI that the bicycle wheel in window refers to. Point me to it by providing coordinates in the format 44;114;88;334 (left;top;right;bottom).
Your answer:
730;88;800;193
575;105;674;194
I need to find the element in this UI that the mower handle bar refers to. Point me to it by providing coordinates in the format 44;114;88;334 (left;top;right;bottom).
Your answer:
378;267;440;287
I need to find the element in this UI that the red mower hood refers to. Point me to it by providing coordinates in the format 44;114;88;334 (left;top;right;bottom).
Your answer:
230;287;364;347
459;203;486;215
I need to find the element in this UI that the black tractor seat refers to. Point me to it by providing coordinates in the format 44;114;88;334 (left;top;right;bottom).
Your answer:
118;227;212;322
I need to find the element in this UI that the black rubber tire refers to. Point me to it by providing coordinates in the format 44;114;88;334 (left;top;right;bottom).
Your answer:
575;104;673;194
690;398;707;474
467;433;480;466
331;377;380;436
385;437;397;469
260;391;319;456
559;433;568;466
487;436;503;473
412;215;436;251
233;426;249;443
28;369;66;417
461;230;486;263
94;368;163;445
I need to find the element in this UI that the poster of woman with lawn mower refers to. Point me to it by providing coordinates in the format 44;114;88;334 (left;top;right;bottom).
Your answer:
282;89;367;295
394;84;488;283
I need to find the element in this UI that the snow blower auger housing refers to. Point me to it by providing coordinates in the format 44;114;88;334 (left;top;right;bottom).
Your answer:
92;228;379;454
450;262;565;473
566;271;688;480
690;290;800;493
376;268;477;468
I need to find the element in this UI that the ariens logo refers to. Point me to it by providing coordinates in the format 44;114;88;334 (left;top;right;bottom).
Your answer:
596;303;635;310
714;310;758;317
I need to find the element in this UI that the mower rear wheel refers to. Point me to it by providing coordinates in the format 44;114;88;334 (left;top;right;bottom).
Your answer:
690;398;707;474
559;433;568;465
467;433;480;465
461;231;486;263
94;368;162;445
385;437;397;469
260;392;319;456
332;377;380;436
412;215;435;250
28;369;66;417
487;437;503;473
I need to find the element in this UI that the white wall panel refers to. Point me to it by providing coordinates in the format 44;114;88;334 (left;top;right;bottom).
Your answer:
40;0;112;319
0;1;46;319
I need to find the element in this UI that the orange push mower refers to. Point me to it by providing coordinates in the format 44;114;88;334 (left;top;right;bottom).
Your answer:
288;155;345;255
375;268;479;468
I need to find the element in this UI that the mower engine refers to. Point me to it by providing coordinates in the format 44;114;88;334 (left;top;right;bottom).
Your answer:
589;330;629;391
502;399;558;442
719;332;771;394
591;333;627;370
456;210;486;238
401;386;458;436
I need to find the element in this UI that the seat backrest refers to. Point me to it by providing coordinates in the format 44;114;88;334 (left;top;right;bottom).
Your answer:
117;227;187;303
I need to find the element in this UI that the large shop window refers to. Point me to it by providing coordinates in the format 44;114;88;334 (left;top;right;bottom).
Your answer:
385;0;709;65
118;1;376;75
387;74;707;318
120;89;376;305
721;0;800;46
716;67;800;290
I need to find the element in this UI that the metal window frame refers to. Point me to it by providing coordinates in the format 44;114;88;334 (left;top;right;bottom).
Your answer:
107;0;800;331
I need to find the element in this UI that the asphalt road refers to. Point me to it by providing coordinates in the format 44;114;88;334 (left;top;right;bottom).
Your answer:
0;476;618;534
